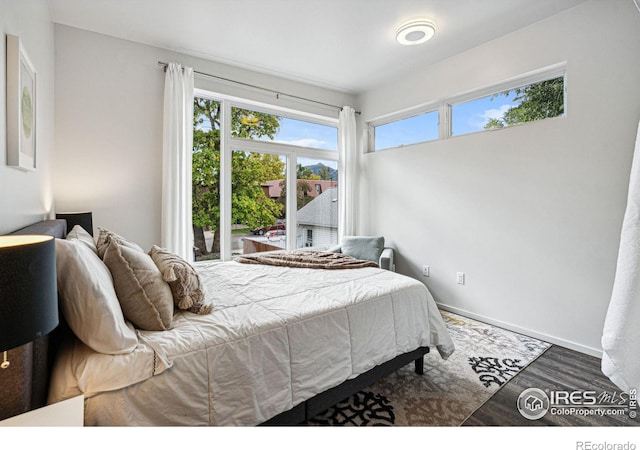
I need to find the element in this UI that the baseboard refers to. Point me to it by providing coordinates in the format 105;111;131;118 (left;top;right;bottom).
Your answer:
436;303;603;359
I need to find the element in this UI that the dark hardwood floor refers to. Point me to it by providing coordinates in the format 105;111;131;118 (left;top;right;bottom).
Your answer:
463;345;638;426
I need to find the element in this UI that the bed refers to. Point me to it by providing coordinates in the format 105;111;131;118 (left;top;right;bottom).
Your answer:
11;219;455;426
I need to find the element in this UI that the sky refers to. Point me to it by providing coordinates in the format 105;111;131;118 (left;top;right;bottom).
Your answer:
256;116;338;170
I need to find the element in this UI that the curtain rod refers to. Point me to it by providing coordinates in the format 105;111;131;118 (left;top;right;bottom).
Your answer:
158;62;360;115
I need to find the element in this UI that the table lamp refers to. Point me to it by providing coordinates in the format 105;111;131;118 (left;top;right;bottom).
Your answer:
0;235;58;420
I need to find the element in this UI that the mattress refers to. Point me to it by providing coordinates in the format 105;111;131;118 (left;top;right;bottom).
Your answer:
48;261;454;426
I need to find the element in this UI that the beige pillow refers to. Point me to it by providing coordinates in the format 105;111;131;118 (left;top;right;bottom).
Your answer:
96;227;144;259
149;245;213;315
103;239;174;331
66;224;98;254
55;238;138;354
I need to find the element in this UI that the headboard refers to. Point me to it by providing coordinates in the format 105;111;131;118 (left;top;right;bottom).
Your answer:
11;219;67;239
0;219;67;420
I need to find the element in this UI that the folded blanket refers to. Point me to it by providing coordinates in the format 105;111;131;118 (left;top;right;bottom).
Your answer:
236;250;379;269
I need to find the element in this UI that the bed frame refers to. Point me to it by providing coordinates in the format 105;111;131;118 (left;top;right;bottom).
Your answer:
7;219;429;426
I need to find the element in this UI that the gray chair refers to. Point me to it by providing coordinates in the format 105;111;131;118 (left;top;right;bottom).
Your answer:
328;235;395;271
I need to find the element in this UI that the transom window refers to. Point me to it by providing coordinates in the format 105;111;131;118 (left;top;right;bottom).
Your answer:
368;64;566;151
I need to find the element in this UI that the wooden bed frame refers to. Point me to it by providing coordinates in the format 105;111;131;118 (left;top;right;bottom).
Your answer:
8;219;430;426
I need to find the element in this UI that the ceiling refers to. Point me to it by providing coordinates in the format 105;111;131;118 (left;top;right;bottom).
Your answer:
47;0;588;94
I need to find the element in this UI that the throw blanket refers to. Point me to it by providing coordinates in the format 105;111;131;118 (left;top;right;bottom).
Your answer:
236;250;379;269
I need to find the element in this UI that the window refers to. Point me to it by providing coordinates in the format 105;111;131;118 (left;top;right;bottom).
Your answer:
373;109;439;151
236;107;338;151
193;97;221;261
368;64;566;151
193;93;339;262
295;157;338;251
306;230;313;247
451;76;565;137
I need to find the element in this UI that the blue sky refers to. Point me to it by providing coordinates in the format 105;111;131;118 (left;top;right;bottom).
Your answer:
257;117;338;170
258;117;338;152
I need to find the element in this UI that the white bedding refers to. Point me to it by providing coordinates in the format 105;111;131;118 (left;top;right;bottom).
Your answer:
48;261;454;426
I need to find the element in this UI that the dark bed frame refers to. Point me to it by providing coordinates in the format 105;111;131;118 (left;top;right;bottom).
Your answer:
6;219;430;426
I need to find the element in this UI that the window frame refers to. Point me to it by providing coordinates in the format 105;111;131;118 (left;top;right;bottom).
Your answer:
367;63;567;151
194;88;339;262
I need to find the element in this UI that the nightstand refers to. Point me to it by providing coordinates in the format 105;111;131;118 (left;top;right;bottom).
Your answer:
0;395;83;426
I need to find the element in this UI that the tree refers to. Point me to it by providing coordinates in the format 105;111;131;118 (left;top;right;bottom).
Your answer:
192;99;283;257
484;77;564;130
317;165;333;181
296;163;320;180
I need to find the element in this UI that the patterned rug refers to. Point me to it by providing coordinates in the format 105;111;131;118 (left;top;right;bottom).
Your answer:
307;310;551;426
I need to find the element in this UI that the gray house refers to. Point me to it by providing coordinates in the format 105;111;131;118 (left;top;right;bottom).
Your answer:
296;187;338;249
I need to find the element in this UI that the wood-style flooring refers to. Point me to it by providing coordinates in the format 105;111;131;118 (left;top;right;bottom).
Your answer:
463;345;638;426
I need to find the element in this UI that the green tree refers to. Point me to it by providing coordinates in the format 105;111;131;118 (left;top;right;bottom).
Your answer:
296;163;319;180
484;77;564;130
317;165;333;181
192;99;283;257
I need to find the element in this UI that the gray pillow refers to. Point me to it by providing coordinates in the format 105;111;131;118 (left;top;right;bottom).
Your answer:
103;239;174;331
341;236;385;263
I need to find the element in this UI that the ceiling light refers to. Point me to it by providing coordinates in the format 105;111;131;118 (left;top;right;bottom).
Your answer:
395;20;436;46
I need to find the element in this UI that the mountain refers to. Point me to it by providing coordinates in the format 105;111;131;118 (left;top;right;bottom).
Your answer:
305;163;337;181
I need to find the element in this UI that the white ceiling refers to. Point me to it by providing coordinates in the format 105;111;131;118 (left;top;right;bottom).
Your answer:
47;0;588;94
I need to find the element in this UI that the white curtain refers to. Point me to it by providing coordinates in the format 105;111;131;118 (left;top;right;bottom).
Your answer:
601;119;640;392
338;106;358;240
161;63;194;261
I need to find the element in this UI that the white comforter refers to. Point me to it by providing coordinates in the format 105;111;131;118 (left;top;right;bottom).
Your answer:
48;261;454;426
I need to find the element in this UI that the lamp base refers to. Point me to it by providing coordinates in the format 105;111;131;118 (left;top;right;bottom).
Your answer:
0;337;49;422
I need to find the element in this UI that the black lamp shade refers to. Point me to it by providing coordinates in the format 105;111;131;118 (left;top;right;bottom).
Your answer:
56;212;93;237
0;235;59;353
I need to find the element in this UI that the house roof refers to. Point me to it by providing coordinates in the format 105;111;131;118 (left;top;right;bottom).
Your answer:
296;187;338;228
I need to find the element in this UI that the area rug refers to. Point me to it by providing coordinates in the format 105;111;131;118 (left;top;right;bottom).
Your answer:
307;310;551;426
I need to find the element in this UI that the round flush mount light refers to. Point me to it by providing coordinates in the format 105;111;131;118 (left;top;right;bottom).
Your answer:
395;20;436;46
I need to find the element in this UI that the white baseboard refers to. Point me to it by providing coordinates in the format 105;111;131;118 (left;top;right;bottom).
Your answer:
437;303;603;359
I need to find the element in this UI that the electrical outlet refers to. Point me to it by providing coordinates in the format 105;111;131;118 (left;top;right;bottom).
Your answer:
456;272;465;285
422;265;430;277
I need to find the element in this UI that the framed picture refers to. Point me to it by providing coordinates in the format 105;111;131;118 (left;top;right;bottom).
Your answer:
6;34;37;171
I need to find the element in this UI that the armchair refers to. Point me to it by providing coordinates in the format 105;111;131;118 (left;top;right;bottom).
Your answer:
328;235;395;271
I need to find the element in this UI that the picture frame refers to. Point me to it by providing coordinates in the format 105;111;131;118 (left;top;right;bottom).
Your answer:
6;34;37;171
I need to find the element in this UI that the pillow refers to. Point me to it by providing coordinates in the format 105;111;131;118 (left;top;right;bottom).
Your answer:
103;239;174;331
96;227;144;259
55;238;138;354
149;245;212;315
66;224;98;254
340;236;385;263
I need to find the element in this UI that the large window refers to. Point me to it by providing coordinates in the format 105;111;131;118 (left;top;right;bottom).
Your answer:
193;94;339;262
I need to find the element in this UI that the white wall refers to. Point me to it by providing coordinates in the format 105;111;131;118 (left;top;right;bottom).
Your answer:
356;0;640;356
0;1;55;233
54;25;354;251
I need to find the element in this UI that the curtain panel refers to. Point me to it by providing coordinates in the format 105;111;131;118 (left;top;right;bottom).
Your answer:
161;63;194;261
338;106;358;240
602;119;640;392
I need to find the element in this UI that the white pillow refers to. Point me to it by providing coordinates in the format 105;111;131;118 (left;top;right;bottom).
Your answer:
66;224;98;254
55;238;138;354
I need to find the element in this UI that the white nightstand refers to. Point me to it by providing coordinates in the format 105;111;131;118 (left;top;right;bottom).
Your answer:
0;395;83;426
